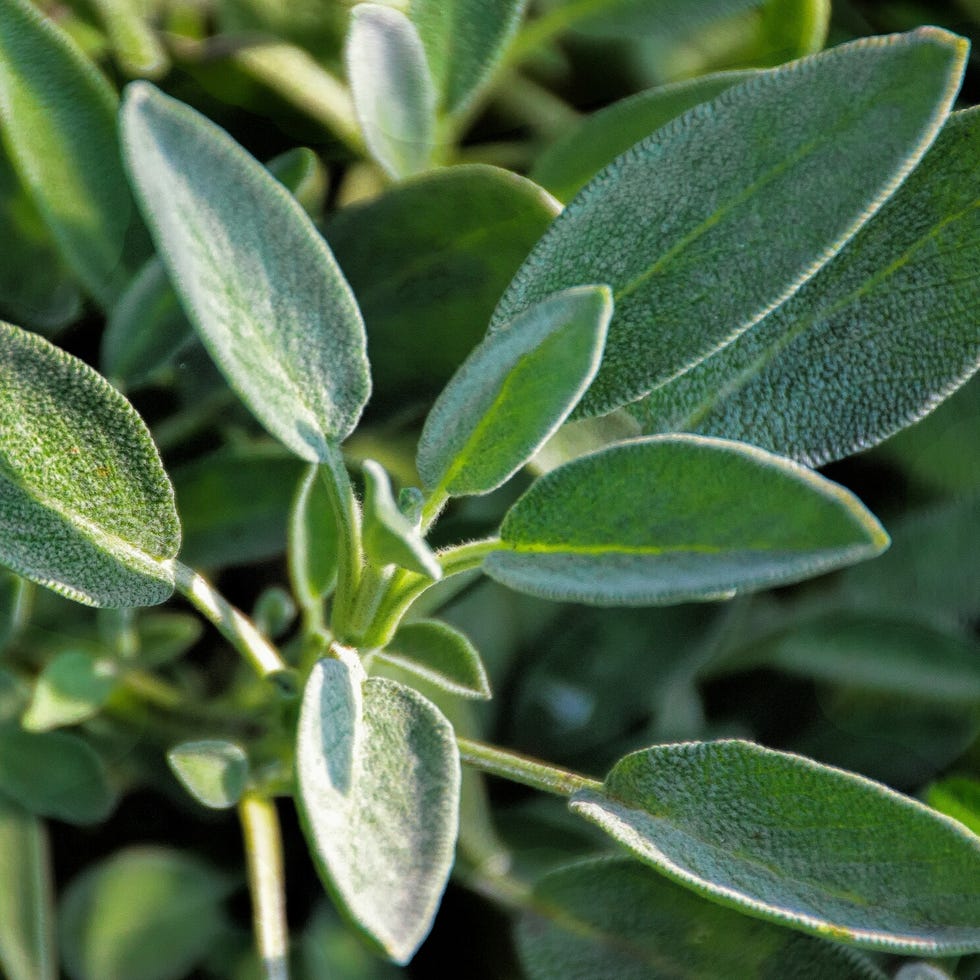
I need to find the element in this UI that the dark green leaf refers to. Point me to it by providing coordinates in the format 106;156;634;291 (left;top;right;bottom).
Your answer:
571;740;980;954
0;323;179;606
485;435;888;606
492;29;967;418
22;651;117;731
135;612;203;668
554;0;765;39
167;740;250;810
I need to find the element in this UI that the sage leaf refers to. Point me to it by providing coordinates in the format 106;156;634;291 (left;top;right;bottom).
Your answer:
376;620;491;700
570;740;980;955
347;4;437;180
926;777;980;836
410;0;527;115
135;612;203;669
296;658;460;964
0;323;179;607
167;740;250;810
631;107;980;467
491;29;967;418
0;0;150;306
0;797;56;980
121;82;370;461
0;728;115;825
89;0;168;78
553;0;765;39
532;70;757;202
485;435;888;606
59;847;231;980
289;465;340;606
362;460;441;579
517;857;887;980
22;651;118;732
327;164;559;400
418;285;612;497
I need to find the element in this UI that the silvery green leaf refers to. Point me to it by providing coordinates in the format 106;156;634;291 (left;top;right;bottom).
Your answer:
347;4;437;179
491;29;967;418
121;82;370;461
296;658;460;964
167;740;250;810
417;285;612;497
571;740;980;954
631;107;980;467
485;435;888;606
0;322;179;607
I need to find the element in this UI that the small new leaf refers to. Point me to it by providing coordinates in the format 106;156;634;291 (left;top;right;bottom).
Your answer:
22;651;117;732
167;740;250;810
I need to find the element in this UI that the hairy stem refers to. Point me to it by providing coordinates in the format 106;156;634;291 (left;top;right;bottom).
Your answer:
457;736;601;797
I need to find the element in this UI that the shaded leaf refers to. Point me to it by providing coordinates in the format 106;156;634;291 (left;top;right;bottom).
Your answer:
571;740;980;954
167;740;250;810
22;650;117;732
135;612;203;668
289;464;340;606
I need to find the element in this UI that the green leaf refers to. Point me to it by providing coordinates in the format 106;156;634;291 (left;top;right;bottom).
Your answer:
631;107;980;467
89;0;169;78
491;29;967;418
0;796;56;980
517;857;887;980
0;322;179;607
289;464;340;606
135;612;203;668
552;0;765;39
0;728;115;824
121;82;370;461
362;461;441;579
59;847;231;980
409;0;527;115
926;777;980;836
485;435;888;606
376;620;491;700
571;740;980;954
0;0;151;306
327;164;559;401
22;650;117;732
418;285;612;498
347;4;437;179
167;740;250;810
296;658;460;964
532;70;757;202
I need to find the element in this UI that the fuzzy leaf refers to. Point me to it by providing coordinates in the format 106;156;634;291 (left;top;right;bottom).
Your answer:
491;29;967;418
376;620;491;700
631;107;980;466
296;658;460;964
289;465;340;605
0;323;179;607
418;285;612;497
518;858;887;980
571;740;980;955
410;0;527;114
121;82;370;461
22;651;117;732
0;0;150;305
167;740;250;810
347;4;436;179
485;435;888;606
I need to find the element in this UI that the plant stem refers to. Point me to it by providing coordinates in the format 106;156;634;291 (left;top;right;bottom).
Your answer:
456;736;602;797
239;793;290;980
172;562;296;696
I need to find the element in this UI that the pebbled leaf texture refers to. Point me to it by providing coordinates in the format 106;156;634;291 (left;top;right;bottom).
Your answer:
491;29;967;418
485;435;888;606
571;740;980;955
0;322;179;607
631;107;980;466
121;82;370;461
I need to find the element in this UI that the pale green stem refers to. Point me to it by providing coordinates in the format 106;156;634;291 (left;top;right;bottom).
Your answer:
172;562;296;696
239;793;290;980
319;448;364;643
456;736;601;797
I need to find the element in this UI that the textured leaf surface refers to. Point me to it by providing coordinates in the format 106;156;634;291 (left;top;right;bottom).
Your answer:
377;620;490;699
328;164;558;400
0;797;56;980
347;4;436;179
631;107;980;466
0;323;179;606
22;651;117;731
0;0;150;305
167;740;250;810
418;286;612;497
491;30;966;418
0;728;115;825
59;848;230;980
517;858;886;980
410;0;526;114
532;70;756;202
121;82;370;461
485;435;887;606
296;658;460;963
571;740;980;954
